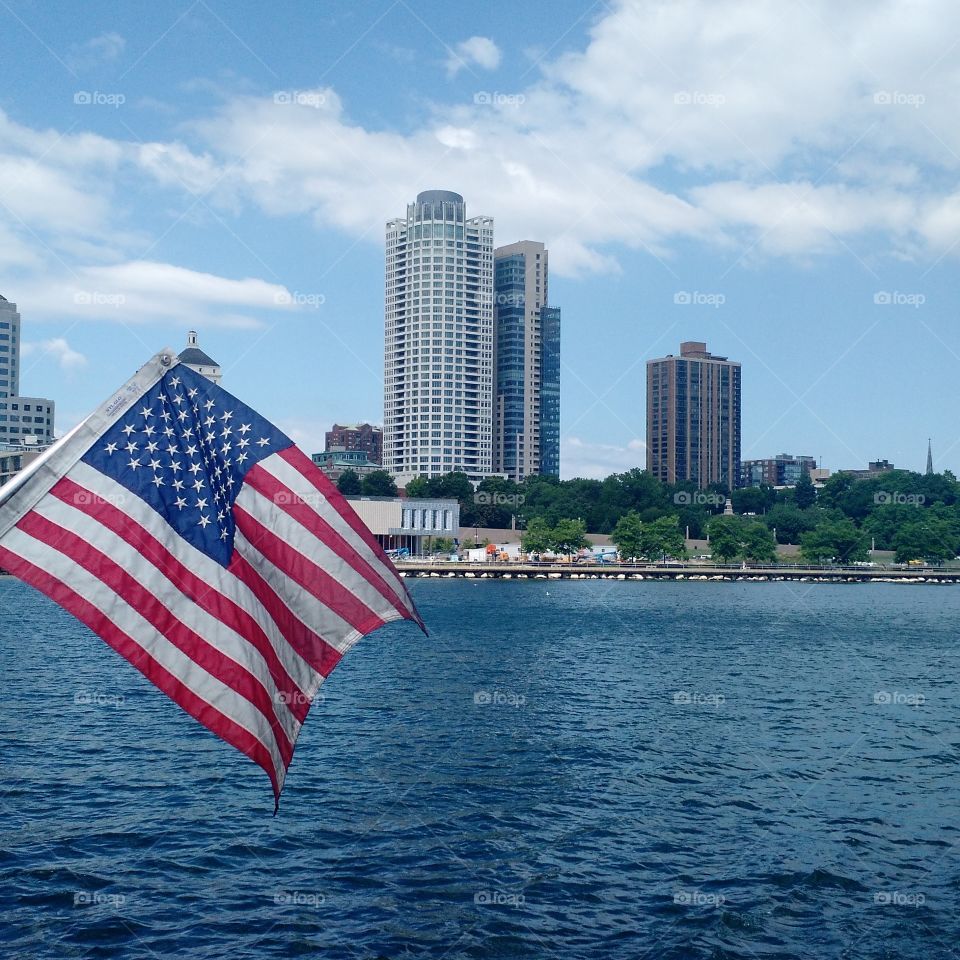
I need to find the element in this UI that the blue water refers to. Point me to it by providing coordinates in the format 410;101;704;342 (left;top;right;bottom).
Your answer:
1;576;958;959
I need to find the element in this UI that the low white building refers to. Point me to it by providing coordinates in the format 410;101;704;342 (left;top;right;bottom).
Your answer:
346;496;460;554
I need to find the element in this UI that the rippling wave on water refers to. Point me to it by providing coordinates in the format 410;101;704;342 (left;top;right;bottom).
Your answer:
2;577;958;958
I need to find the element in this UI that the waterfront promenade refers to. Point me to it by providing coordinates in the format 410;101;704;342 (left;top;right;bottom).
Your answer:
397;560;960;583
4;562;952;584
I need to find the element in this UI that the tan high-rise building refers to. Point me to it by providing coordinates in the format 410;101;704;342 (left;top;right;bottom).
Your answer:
646;341;741;489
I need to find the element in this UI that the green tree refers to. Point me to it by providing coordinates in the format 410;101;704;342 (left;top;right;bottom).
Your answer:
611;511;644;560
430;536;455;556
403;475;430;498
916;472;959;507
336;469;361;495
800;519;868;563
732;485;775;515
818;472;856;509
793;472;817;509
862;504;924;551
430;471;475;503
893;518;957;563
706;515;775;562
521;517;553;555
741;522;777;562
708;515;744;562
551;518;589;555
639;515;686;560
765;503;818;544
360;470;398;497
468;476;521;529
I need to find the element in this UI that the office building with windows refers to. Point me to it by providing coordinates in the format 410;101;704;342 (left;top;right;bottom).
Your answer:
741;453;816;488
325;422;383;465
383;190;494;483
539;305;561;478
346;495;460;555
646;341;741;489
492;241;560;481
311;449;380;482
0;295;21;400
0;295;55;447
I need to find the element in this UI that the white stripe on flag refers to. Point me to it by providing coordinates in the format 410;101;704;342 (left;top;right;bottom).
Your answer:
29;492;303;746
236;481;402;630
231;523;368;653
1;525;288;788
258;453;416;615
64;462;322;696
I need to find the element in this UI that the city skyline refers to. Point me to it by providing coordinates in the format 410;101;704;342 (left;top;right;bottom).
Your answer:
0;0;957;478
3;284;940;487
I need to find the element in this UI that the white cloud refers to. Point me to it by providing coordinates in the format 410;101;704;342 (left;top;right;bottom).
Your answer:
21;338;88;371
435;126;479;151
918;190;960;251
562;436;646;480
135;86;711;276
11;261;298;329
66;32;126;71
119;0;960;275
0;155;112;234
690;181;918;257
0;112;123;243
85;260;287;308
446;36;502;77
137;141;224;195
5;0;960;295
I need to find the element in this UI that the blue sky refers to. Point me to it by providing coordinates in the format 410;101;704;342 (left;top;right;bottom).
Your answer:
2;0;959;478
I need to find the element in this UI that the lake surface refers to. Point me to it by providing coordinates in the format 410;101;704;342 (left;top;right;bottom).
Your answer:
1;576;958;958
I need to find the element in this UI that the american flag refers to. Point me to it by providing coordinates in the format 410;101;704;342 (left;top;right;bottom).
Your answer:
0;350;423;810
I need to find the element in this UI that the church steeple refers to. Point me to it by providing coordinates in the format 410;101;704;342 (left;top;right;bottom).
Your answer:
926;438;934;475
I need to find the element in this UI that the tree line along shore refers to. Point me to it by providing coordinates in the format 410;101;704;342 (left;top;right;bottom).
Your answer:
336;465;960;566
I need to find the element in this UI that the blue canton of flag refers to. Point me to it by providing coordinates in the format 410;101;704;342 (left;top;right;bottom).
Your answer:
83;365;291;566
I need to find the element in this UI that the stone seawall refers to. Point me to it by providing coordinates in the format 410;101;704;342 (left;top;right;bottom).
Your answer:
397;562;958;584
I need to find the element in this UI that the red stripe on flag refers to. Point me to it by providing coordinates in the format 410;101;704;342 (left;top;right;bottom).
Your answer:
0;543;282;803
227;552;344;677
16;511;294;769
233;503;386;637
244;464;413;623
277;447;425;631
49;476;312;724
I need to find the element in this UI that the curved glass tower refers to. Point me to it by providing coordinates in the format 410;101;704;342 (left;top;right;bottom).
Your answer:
492;241;560;481
384;191;494;482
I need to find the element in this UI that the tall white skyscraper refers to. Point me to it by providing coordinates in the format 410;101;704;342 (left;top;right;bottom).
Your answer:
384;190;494;483
0;295;55;446
0;295;22;400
